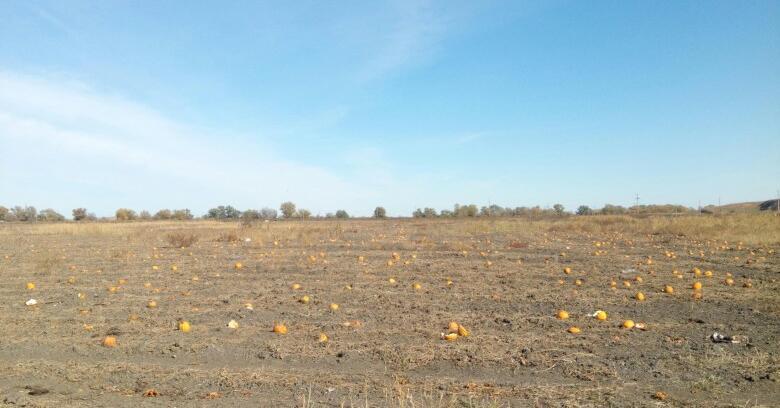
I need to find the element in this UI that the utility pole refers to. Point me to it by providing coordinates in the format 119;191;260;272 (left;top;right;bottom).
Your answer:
634;193;640;207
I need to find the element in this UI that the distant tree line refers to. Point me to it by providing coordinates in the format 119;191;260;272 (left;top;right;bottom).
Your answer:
0;202;697;223
411;203;695;218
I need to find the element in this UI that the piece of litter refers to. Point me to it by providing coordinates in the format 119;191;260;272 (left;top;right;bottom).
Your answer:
244;238;252;242
711;332;743;343
25;299;37;306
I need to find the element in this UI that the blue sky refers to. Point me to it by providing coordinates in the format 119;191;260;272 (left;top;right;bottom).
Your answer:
1;1;778;217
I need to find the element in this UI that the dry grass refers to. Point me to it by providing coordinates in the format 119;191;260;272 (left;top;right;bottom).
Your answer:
2;213;775;245
539;213;779;245
165;232;199;248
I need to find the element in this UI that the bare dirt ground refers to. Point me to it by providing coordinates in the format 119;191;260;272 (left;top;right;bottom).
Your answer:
0;217;778;407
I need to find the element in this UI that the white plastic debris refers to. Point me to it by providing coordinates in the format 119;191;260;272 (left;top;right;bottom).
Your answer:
711;332;745;344
244;238;252;242
25;299;37;306
589;310;606;318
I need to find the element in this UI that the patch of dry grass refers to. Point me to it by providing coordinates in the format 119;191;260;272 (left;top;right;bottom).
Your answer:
165;232;199;248
542;213;780;245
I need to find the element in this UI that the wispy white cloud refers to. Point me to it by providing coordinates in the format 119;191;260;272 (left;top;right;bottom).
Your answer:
454;132;486;145
356;0;450;83
24;2;78;37
0;70;368;215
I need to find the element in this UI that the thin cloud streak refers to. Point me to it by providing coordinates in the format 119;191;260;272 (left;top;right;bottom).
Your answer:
0;70;367;215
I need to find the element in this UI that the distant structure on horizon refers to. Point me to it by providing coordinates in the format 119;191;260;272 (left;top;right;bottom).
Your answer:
759;199;780;212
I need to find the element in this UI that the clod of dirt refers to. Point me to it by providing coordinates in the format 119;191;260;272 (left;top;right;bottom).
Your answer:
25;386;49;396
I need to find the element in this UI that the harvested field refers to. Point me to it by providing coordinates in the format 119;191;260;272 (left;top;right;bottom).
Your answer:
1;215;778;406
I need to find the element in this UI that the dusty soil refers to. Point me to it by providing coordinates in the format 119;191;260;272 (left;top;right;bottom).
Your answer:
0;219;778;407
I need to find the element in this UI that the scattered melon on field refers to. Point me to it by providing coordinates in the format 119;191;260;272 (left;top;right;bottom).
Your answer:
653;391;668;401
272;323;288;334
178;320;191;333
143;389;159;397
692;282;702;290
635;292;645;301
227;319;239;329
556;310;569;320
442;332;458;341
568;326;581;334
147;300;157;308
412;282;422;290
388;277;397;284
26;282;35;290
593;310;608;321
170;265;178;271
563;267;572;275
291;283;302;290
622;320;635;329
743;280;753;288
318;333;329;343
67;276;76;284
329;303;339;312
234;262;243;269
663;285;674;294
725;277;735;286
102;336;118;348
